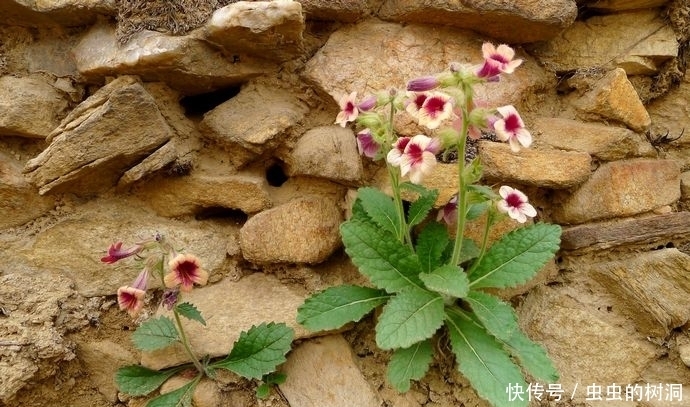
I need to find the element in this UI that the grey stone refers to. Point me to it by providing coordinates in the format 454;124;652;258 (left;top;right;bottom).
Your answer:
289;126;363;183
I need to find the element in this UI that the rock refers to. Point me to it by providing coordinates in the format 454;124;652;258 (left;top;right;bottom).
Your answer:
478;141;592;189
569;68;651;132
531;10;678;75
378;0;577;43
647;74;690;145
587;249;690;337
77;340;137;403
73;22;273;95
681;171;690;201
240;196;342;264
680;343;690;368
553;159;680;224
140;273;311;370
279;335;382;407
299;0;376;22
160;377;221;407
532;117;655;161
288;126;363;183
587;0;670;12
0;0;115;27
0;151;55;229
201;0;305;62
0;75;70;138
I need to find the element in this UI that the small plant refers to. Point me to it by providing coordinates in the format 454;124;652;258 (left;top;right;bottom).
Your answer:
102;234;294;405
297;43;561;407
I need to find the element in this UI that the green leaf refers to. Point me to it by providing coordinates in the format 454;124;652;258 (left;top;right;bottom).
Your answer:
445;309;528;407
115;365;184;396
458;238;481;264
406;187;439;228
341;219;425;293
132;316;179;351
297;285;390;331
350;196;370;222
387;339;434;392
357;187;401;238
376;288;444;350
416;222;450;274
256;383;271;399
212;322;294;379
500;329;559;383
466;201;489;221
465;291;518;341
147;378;198;407
175;303;206;326
419;264;469;299
468;223;561;289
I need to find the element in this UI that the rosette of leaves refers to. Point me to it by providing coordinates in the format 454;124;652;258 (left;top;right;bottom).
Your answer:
297;185;561;407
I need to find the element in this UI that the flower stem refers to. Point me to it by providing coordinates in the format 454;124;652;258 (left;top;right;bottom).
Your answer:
466;211;493;276
450;107;469;266
173;309;205;374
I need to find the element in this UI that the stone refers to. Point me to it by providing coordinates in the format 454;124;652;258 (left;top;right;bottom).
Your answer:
239;196;342;264
0;0;115;27
531;10;678;75
647;74;690;145
0;151;55;229
588;249;690;337
288;126;363;183
160;377;221;407
299;0;377;22
201;0;305;62
141;273;312;370
570;68;651;133
378;0;577;43
553;158;680;224
73;22;273;95
0;75;70;138
681;171;690;201
77;340;137;403
23;76;174;196
478;141;592;189
532;117;655;161
279;335;382;407
587;0;670;12
680;343;690;368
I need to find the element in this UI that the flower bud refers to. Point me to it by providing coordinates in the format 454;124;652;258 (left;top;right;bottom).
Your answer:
407;76;440;92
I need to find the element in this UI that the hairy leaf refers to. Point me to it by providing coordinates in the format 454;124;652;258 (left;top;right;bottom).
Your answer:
147;378;198;407
297;285;390;331
406;187;439;228
465;291;518;341
416;222;449;274
376;288;444;350
131;316;179;351
458;238;481;264
175;303;206;326
115;365;184;396
357;187;401;237
500;329;559;383
387;339;434;392
419;264;469;299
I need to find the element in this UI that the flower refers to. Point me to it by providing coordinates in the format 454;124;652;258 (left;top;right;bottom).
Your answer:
407;76;439;92
356;129;380;159
476;43;523;80
497;186;537;223
101;242;142;264
437;195;458;225
386;136;411;167
358;95;377;111
417;91;454;130
399;135;441;184
162;288;179;310
335;91;359;127
494;105;532;152
405;92;428;117
164;253;208;292
117;268;149;317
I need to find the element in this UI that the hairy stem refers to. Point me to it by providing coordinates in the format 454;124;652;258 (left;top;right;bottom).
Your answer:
173;309;205;374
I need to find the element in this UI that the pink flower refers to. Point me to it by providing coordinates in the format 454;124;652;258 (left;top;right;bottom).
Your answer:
494;105;532;152
356;129;380;159
117;268;149;317
386;136;411;167
101;242;142;264
358;95;377;111
497;186;537;223
335;91;359;127
476;43;523;79
398;135;441;184
164;253;208;292
405;92;428;117
407;76;439;92
437;195;458;225
417;92;454;130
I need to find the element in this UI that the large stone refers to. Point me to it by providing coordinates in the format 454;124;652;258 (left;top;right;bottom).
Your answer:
587;0;669;11
531;10;678;75
0;0;115;27
0;151;55;229
0;75;70;138
280;335;382;407
240;196;342;264
288;126;363;183
647;73;690;145
532;117;655;161
553;159;680;224
681;171;690;202
77;340;136;403
141;273;312;370
478;141;592;189
378;0;577;43
299;0;377;22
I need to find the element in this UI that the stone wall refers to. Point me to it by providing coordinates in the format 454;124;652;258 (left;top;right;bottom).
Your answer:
1;1;690;407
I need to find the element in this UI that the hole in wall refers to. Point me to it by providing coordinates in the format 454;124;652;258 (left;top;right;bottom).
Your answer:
194;207;248;223
265;161;288;187
180;86;241;117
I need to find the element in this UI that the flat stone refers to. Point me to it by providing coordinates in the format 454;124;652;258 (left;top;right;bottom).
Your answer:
280;335;382;407
0;151;55;229
680;343;690;368
0;75;70;138
647;74;690;145
681;172;690;201
378;0;577;43
288;126;363;183
531;10;677;75
587;0;670;12
299;0;376;22
77;340;136;403
0;0;115;27
478;141;592;189
553;159;680;224
532;117;655;161
240;196;342;264
141;273;311;370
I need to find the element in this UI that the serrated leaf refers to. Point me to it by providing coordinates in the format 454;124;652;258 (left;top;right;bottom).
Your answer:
357;187;401;238
500;329;559;383
458;238;481;264
147;378;198;407
297;285;390;331
416;222;450;274
376;288;444;350
341;219;425;293
466;201;489;220
465;291;518;341
350;196;370;222
132;316;179;351
175;303;206;326
406;187;439;228
212;322;294;379
445;309;528;407
468;223;561;289
419;264;469;298
387;339;434;392
115;365;184;396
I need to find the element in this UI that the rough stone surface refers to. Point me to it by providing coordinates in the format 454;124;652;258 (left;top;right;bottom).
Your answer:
288;126;363;183
378;0;577;43
553;159;680;224
587;0;670;10
299;0;378;22
0;75;70;138
141;273;311;370
532;117;655;161
531;10;678;75
0;0;115;27
77;340;136;403
647;74;690;145
0;151;55;229
280;335;382;407
479;141;592;189
160;377;221;407
681;171;690;201
240;196;342;264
